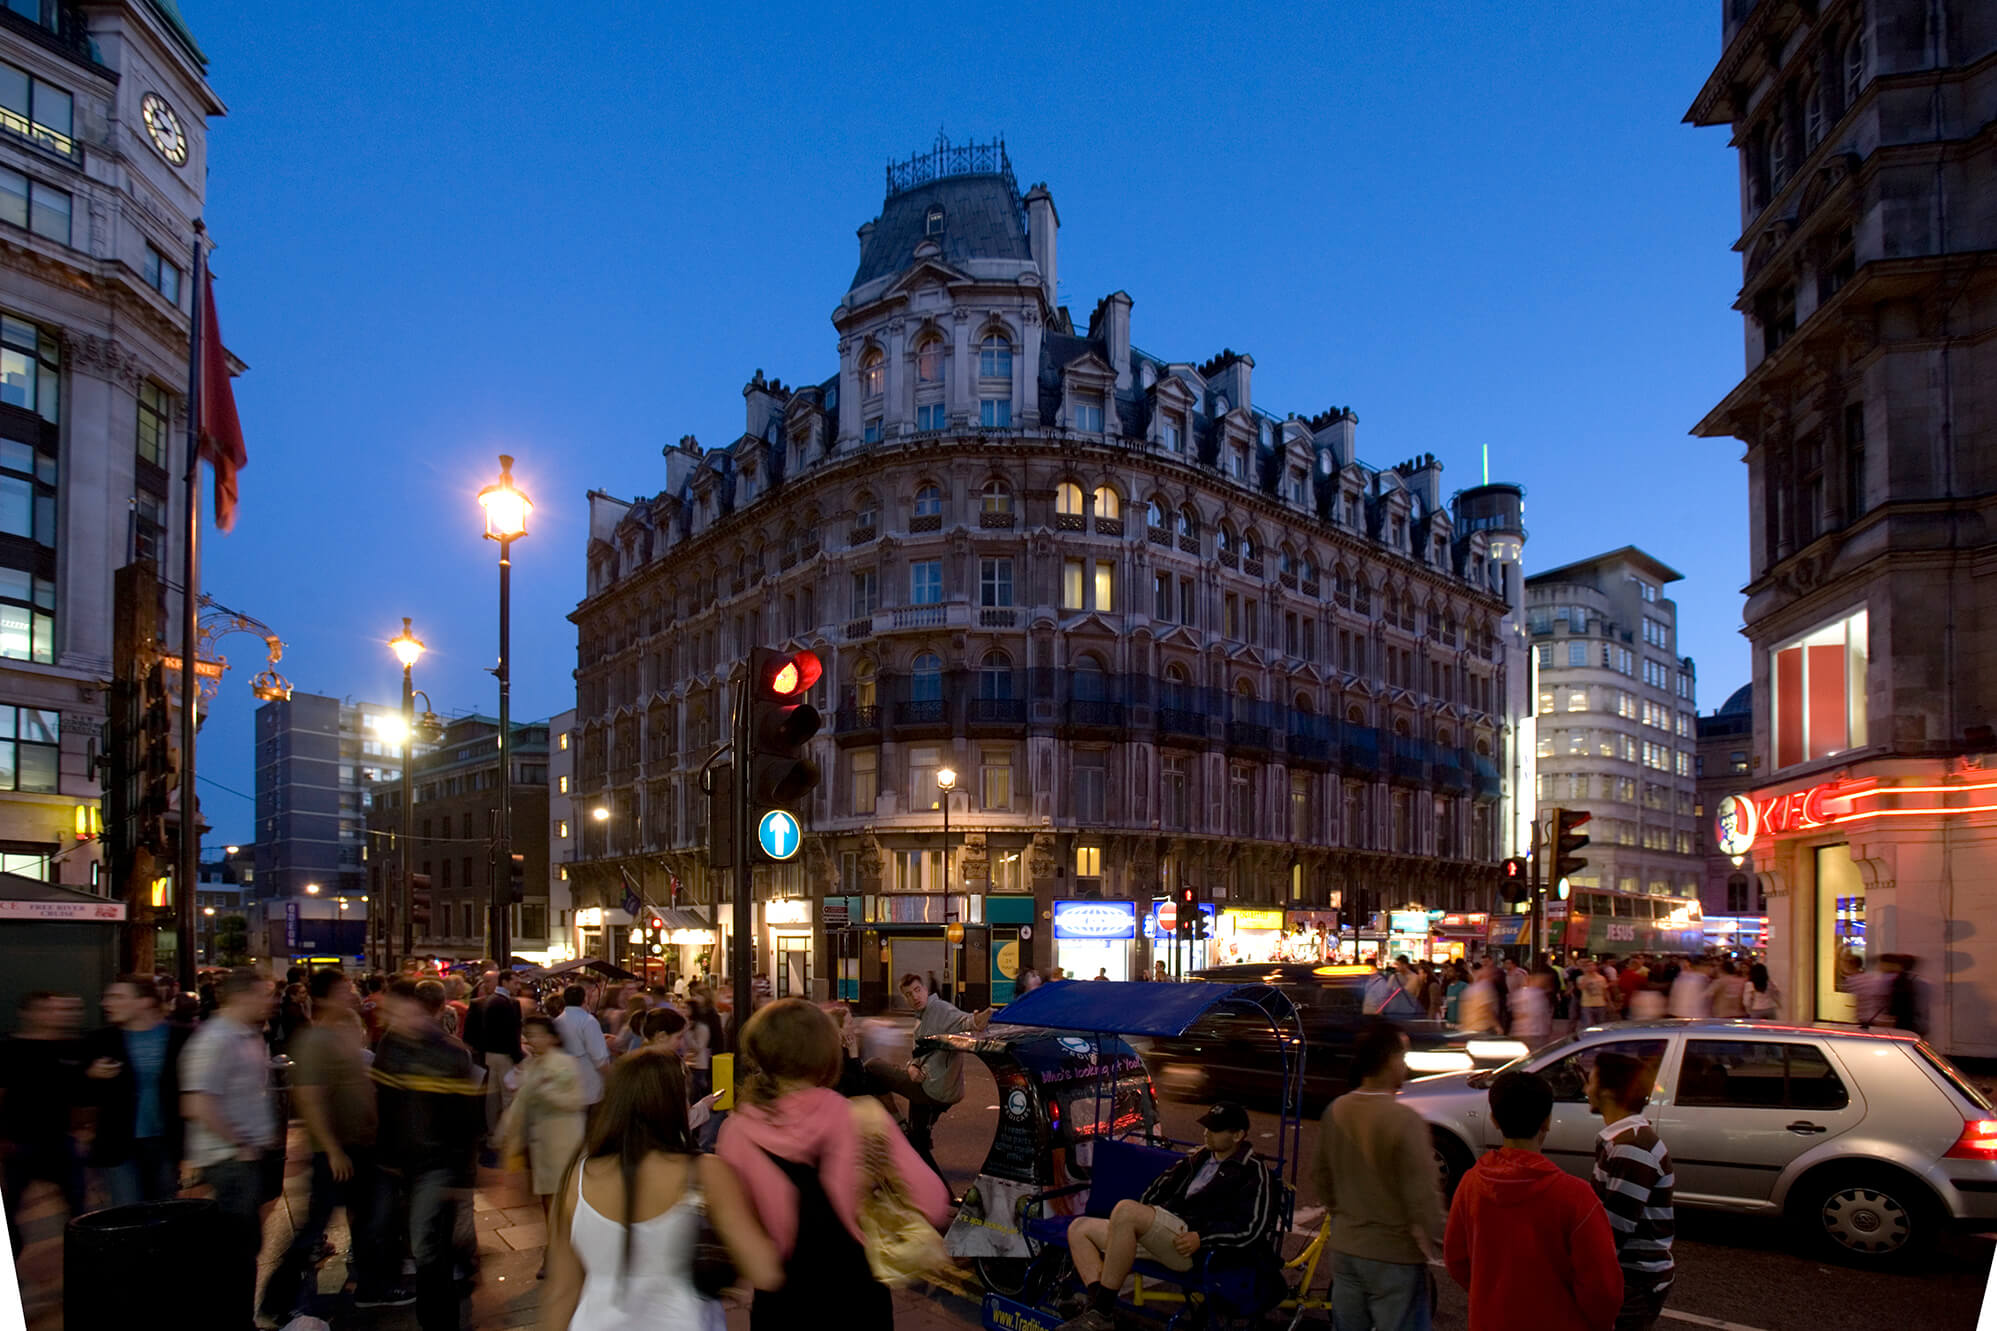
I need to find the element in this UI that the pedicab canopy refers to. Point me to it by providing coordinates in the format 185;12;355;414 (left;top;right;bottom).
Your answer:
990;978;1301;1038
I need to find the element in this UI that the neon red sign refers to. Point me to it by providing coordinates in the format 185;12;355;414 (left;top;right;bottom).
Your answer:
1743;775;1997;845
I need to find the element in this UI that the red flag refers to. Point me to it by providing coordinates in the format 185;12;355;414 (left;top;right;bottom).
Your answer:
197;270;247;532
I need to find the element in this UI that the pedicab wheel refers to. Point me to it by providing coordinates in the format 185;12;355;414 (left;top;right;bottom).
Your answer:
975;1255;1033;1297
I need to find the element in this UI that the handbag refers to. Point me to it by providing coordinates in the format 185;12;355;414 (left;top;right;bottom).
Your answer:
850;1099;951;1286
688;1188;738;1299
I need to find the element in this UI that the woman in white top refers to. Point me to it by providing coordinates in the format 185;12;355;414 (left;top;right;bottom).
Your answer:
541;1049;779;1331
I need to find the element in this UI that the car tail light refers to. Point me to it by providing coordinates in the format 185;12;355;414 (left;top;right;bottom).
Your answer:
1945;1119;1997;1159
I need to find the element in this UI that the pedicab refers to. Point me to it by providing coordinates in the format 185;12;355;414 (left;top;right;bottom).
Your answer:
936;980;1328;1330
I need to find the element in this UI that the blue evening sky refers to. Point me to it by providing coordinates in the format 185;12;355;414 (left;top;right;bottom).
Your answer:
180;1;1745;846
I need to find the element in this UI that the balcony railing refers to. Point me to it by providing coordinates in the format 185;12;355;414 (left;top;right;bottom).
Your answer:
1217;550;1238;569
1243;558;1264;578
1066;699;1124;728
909;514;942;533
834;705;880;733
1279;572;1298;590
1159;707;1206;736
980;511;1016;529
1146;526;1172;548
895;698;947;726
1055;514;1086;532
1301;581;1320;598
1226;721;1273;751
889;604;945;629
850;525;877;545
1178;533;1200;554
969;697;1025;725
1286;733;1332;764
1095;518;1123;537
978;607;1017;628
845;617;874;639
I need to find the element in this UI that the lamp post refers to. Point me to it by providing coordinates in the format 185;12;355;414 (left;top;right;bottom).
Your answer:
201;905;215;964
388;619;425;973
936;766;957;1001
479;455;531;971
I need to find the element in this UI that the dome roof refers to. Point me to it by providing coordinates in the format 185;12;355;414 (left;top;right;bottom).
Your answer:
1718;683;1752;717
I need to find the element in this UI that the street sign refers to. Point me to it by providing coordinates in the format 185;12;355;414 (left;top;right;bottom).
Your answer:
756;809;801;861
946;922;964;943
1157;900;1178;932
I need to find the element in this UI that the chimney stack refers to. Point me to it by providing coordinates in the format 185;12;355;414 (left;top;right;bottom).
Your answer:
1024;183;1059;302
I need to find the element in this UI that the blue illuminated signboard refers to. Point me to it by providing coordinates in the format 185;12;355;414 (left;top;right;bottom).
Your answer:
1052;899;1137;940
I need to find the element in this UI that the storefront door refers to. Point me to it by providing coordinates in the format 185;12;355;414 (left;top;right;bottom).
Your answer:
776;933;811;999
1815;844;1866;1024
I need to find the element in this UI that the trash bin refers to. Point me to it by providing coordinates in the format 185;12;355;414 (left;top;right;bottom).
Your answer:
64;1198;245;1329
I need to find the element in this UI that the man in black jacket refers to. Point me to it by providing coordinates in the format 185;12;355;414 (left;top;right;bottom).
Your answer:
372;979;483;1331
82;975;189;1205
463;972;524;1144
1059;1102;1278;1331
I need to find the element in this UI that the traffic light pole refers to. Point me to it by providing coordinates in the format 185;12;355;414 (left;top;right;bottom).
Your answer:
1530;812;1549;969
731;667;753;1040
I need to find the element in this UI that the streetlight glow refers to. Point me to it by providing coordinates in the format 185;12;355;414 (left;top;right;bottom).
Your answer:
202;906;215;917
224;845;239;855
304;883;320;895
936;767;957;792
376;714;409;745
388;617;425;669
592;806;610;822
479;455;532;542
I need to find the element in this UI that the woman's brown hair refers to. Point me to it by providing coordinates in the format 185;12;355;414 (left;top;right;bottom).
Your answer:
738;997;842;1105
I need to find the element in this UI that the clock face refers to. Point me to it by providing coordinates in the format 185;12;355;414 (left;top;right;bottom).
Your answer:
140;93;187;166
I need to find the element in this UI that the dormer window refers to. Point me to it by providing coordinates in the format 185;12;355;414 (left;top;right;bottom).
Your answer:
1162;415;1183;453
1074;394;1105;433
861;347;885;398
1258;420;1272;448
925;204;945;237
1288;469;1308;505
1230;443;1248;479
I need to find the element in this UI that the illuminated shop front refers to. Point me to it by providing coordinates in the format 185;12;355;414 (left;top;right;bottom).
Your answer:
1142;899;1215;976
1213;908;1285;964
1052;899;1136;981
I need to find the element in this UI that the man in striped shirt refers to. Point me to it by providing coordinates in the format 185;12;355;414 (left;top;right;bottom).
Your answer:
1587;1051;1675;1331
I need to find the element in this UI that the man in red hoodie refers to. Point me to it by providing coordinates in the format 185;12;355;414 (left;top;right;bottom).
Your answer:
1445;1070;1624;1331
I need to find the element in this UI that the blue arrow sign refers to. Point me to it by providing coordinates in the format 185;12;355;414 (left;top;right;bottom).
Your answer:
757;809;801;861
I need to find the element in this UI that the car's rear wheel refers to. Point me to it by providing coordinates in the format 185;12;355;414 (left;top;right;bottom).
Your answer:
1799;1167;1933;1266
1431;1128;1473;1201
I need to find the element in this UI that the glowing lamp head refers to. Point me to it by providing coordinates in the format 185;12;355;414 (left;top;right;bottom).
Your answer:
766;649;822;697
479;454;532;541
936;767;956;792
304;883;320;895
591;806;610;822
388;617;425;669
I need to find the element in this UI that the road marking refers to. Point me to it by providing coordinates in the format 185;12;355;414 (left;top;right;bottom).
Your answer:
1663;1310;1772;1331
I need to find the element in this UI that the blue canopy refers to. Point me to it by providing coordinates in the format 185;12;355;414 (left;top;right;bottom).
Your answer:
990;980;1296;1039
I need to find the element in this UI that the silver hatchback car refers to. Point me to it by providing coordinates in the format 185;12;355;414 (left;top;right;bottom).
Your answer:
1401;1018;1997;1263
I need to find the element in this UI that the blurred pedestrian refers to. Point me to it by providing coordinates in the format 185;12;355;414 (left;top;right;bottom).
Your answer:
468;973;525;1142
1588;1052;1675;1331
1888;954;1929;1037
1743;964;1781;1020
1512;965;1554;1048
685;992;723;1101
542;1048;779;1329
372;979;483;1331
1577;961;1610;1030
1153;961;1171;983
1443;963;1468;1027
180;970;279;1315
553;983;611;1109
1459;963;1501;1035
1708;960;1746;1020
720;1000;949;1330
1313;1024;1443;1331
1444;1071;1623;1331
0;991;85;1252
862;974;992;1182
84;975;188;1205
497;1014;586;1270
1666;959;1711;1018
1018;968;1044;993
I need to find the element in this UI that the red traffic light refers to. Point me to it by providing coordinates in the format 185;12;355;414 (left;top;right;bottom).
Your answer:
1502;857;1525;878
1178;886;1197;906
649;916;664;931
764;649;822;697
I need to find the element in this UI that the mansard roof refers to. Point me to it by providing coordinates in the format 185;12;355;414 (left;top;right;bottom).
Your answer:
852;173;1033;291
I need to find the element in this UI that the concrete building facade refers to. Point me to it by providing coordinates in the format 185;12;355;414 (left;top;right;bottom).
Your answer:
252;691;406;902
1689;0;1997;1052
0;2;225;898
366;714;551;966
567;141;1533;1008
1525;549;1704;952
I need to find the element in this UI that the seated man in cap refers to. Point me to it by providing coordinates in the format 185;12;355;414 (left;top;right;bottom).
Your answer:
1059;1102;1277;1331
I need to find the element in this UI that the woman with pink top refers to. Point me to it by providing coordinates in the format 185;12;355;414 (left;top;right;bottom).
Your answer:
718;998;952;1329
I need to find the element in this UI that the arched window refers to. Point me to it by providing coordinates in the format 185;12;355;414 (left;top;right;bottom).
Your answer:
981;479;1013;515
1242;533;1259;562
852;659;877;710
1056;482;1084;516
979;334;1012;379
915;335;945;383
1147;498;1169;529
1301;556;1318;584
1235;678;1256;699
1072;655;1106;701
911;652;943;703
1770;110;1789;187
1803;82;1824;150
914;484;942;518
854;492;879;529
1438;727;1453;747
1217;526;1235;556
1354;575;1373;616
1844;30;1867;105
1475;737;1491;756
1278;548;1294;576
1177;507;1198;539
1347;705;1364;724
1093;486;1120;520
861;347;885;398
1294;692;1315;714
979;650;1013;700
1393;717;1410;737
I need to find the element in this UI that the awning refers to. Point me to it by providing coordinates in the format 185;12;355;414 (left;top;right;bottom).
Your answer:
0;874;127;922
529;957;638;982
658;908;711;932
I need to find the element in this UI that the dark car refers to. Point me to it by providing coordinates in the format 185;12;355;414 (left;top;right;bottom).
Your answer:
1142;963;1524;1109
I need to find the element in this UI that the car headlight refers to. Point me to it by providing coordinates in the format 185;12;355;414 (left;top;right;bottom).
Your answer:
1405;1050;1474;1074
1466;1039;1530;1063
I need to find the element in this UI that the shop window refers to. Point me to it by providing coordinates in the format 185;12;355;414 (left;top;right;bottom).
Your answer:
1771;608;1867;768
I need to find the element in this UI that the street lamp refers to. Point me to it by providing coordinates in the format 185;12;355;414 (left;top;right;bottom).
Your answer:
383;619;444;974
202;905;216;965
304;883;320;895
479;454;531;971
936;767;958;1000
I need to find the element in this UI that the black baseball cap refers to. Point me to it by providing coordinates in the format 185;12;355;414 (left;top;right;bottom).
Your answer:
1197;1102;1250;1133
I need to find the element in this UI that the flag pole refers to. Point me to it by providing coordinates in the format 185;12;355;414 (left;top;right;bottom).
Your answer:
176;222;205;993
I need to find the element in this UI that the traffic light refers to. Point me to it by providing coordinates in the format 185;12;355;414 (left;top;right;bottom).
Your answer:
1500;855;1530;905
507;852;526;904
410;872;433;932
1554;808;1592;885
747;648;823;809
1191;907;1209;942
1175;886;1197;943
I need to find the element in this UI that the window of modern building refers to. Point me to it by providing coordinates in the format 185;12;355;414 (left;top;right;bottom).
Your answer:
979;335;1012;379
1;313;57;423
909;560;941;605
133;492;165;564
916;402;945;431
1567;689;1587;712
1770;608;1867;767
0;61;71;158
142;244;182;305
1567;641;1586;667
979;398;1010;428
0;166;66;245
0;705;56;792
979;557;1012;607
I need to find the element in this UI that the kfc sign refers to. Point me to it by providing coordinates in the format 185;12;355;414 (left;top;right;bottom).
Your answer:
1714;794;1758;857
1734;775;1997;850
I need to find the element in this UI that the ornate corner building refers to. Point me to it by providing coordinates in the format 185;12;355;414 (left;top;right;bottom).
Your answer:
1688;2;1997;1052
567;141;1534;1009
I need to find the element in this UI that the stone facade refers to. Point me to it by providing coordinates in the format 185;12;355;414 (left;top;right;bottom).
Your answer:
1689;0;1997;1051
0;3;223;896
569;142;1532;1008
